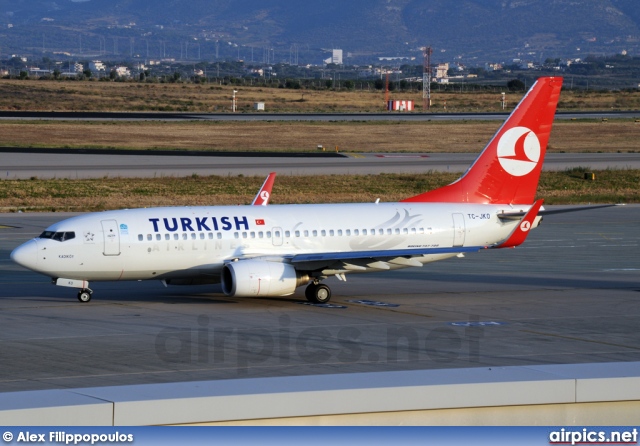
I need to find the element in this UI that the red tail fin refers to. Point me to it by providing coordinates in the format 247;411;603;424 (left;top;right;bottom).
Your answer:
402;77;563;205
252;172;276;206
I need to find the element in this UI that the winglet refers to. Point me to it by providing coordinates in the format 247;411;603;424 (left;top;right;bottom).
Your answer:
492;199;544;249
252;172;276;206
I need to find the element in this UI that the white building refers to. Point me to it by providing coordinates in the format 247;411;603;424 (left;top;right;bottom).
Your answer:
89;61;106;72
114;66;131;77
324;49;343;65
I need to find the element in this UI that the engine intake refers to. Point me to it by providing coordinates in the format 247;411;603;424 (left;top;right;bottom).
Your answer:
221;260;309;297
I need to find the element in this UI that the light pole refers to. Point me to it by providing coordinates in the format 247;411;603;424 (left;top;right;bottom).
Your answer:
232;90;238;112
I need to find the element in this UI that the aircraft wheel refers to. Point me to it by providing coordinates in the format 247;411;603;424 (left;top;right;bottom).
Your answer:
305;283;331;304
77;290;92;303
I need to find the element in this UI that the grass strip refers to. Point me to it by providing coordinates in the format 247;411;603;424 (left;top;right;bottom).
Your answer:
0;168;637;213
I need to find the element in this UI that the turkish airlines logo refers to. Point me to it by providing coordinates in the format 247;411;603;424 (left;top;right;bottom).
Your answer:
497;127;541;177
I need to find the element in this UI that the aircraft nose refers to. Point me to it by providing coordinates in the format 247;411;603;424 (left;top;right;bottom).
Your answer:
10;239;38;270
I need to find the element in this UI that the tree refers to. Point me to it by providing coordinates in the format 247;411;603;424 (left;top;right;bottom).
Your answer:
507;79;525;91
344;80;354;90
83;69;92;79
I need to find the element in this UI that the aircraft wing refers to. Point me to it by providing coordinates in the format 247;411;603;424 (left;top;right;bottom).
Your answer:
290;246;481;272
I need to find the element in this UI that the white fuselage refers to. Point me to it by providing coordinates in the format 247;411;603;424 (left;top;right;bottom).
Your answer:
13;202;525;283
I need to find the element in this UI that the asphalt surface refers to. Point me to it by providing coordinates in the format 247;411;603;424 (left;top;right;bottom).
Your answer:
3;151;640;179
0;205;638;393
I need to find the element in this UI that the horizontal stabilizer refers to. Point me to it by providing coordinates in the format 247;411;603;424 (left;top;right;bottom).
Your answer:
498;203;622;220
493;199;543;249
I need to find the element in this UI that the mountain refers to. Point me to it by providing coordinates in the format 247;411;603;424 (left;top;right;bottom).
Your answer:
0;0;638;65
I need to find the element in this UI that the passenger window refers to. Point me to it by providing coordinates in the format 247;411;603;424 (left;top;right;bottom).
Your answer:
346;229;351;236
337;230;343;236
138;234;143;241
182;233;188;240
173;234;179;240
284;231;289;237
275;230;281;238
217;233;222;239
242;232;248;239
266;231;271;238
354;229;359;236
295;231;300;237
321;230;326;237
402;228;408;234
362;229;367;236
147;234;152;241
200;233;205;240
165;234;170;240
330;230;334;236
250;232;256;238
156;234;161;241
234;232;239;239
387;229;392;235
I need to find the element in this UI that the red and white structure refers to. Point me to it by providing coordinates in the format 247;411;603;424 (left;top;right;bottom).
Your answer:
387;100;414;111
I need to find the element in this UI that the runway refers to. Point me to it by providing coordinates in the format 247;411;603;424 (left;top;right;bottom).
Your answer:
0;205;639;393
3;151;640;179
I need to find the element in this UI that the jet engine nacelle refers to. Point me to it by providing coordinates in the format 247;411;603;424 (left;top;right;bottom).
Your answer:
221;260;309;297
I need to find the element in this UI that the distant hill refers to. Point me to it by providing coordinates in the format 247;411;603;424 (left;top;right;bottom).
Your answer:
0;0;638;65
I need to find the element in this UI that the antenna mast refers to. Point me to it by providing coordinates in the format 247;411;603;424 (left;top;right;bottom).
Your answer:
423;46;433;111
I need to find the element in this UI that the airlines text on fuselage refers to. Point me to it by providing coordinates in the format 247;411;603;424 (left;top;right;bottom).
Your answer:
149;216;251;233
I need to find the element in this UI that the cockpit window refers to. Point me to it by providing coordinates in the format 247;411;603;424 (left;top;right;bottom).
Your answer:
39;231;75;242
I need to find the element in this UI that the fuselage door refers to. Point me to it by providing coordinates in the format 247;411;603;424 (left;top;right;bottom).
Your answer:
272;226;283;246
101;219;121;256
452;213;465;247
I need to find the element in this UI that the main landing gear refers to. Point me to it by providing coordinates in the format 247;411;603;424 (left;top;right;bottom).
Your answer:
77;288;93;303
305;281;332;304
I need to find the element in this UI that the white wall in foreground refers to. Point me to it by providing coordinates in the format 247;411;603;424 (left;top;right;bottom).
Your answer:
1;362;639;426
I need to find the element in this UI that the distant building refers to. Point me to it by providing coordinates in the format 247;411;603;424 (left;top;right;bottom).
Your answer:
435;63;449;79
89;61;106;73
114;66;131;77
324;49;343;65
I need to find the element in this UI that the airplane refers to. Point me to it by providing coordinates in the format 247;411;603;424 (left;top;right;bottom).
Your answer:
11;76;563;304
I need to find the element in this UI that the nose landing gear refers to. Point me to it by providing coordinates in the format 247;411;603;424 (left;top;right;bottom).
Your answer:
77;288;93;303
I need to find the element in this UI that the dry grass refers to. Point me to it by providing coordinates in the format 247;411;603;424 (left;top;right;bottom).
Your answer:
0;119;637;153
1;169;637;212
0;79;639;113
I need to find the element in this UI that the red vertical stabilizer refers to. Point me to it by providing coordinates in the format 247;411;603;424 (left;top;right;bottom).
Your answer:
401;76;563;205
